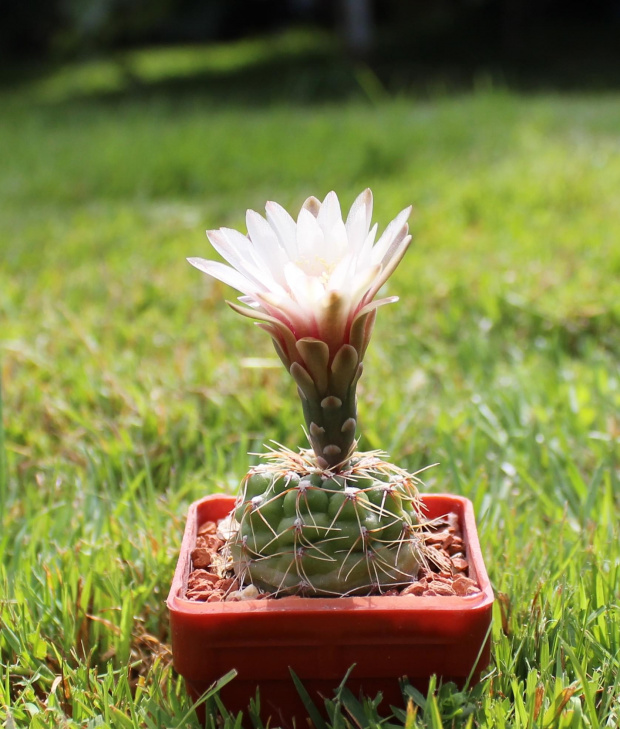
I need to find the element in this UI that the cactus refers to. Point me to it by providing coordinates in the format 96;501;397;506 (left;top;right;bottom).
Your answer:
188;190;425;596
225;449;426;596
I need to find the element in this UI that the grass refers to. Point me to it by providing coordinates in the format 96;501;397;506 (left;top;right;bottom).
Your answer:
1;30;619;728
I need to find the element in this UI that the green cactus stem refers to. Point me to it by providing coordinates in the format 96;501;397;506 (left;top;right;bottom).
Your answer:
291;358;360;471
274;309;376;471
226;449;435;597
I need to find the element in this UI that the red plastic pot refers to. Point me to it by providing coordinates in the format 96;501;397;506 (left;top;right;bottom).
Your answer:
167;493;493;725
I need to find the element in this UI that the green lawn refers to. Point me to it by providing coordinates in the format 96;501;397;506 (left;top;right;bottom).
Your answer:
1;33;619;728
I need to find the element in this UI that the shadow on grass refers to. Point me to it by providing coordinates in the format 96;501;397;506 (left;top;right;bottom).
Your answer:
1;31;372;107
3;12;620;109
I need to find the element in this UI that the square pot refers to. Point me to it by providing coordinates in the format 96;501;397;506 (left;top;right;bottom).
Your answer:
167;493;493;725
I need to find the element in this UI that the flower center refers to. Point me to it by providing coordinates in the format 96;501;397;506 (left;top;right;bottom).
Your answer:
296;255;338;280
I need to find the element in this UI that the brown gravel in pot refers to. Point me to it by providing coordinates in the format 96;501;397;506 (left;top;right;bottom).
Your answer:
186;513;480;602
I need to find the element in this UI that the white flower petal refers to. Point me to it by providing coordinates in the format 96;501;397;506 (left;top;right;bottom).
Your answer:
348;263;382;304
245;210;279;255
187;258;257;297
326;253;354;291
296;206;326;270
317;191;342;231
370;206;412;265
354;222;378;270
318;191;348;259
238;295;260;307
377;221;409;269
345;188;373;249
266;201;298;257
207;229;262;282
344;203;368;257
284;261;325;309
219;227;290;297
246;210;289;284
365;234;412;303
354;296;399;321
205;228;241;265
326;220;348;260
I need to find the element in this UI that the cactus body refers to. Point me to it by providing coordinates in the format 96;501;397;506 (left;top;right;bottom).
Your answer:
228;451;426;596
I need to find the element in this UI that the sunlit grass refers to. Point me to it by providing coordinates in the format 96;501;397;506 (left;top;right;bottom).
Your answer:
0;32;619;727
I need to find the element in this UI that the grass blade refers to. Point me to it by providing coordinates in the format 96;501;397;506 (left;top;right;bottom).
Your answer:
561;642;601;729
0;366;6;520
173;669;238;729
289;668;328;729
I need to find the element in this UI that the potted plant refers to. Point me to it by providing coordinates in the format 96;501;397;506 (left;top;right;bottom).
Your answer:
167;190;493;724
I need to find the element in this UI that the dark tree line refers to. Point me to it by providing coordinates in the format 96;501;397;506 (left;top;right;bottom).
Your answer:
2;0;619;61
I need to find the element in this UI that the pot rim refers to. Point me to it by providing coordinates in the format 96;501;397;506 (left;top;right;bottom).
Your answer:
167;492;493;615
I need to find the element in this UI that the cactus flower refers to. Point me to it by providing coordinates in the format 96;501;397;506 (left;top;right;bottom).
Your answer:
189;190;412;470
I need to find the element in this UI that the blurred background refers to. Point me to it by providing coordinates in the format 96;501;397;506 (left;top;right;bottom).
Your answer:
1;0;619;477
1;3;619;725
3;0;620;93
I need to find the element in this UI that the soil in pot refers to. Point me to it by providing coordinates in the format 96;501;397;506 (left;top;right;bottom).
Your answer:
185;511;482;603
